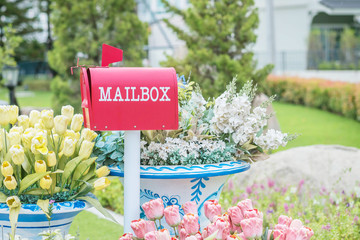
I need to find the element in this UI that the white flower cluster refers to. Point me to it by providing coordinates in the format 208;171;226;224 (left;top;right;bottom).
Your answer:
254;129;288;150
211;91;268;145
141;137;226;162
180;92;207;129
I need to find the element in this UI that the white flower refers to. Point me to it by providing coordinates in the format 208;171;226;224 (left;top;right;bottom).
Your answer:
254;129;288;150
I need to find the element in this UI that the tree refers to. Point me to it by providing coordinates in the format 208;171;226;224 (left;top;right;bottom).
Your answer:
48;0;148;113
0;25;22;70
160;0;272;98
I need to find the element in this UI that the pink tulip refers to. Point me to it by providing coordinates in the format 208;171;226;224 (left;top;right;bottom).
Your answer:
244;209;263;219
179;227;188;240
164;205;181;227
144;231;157;240
228;206;243;226
119;233;133;240
157;229;171;240
182;201;198;215
213;216;231;240
300;226;314;240
204;200;222;222
290;219;303;230
230;222;242;234
183;213;200;235
142;198;165;220
237;199;253;215
202;226;210;239
131;219;156;239
238;232;247;240
185;236;197;240
194;232;202;240
273;228;286;240
278;215;292;227
226;235;237;240
240;217;263;239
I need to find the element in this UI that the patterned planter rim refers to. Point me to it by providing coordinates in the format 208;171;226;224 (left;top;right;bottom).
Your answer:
110;161;250;179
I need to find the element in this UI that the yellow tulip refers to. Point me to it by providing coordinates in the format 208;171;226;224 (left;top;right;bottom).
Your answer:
22;128;36;149
41;110;54;130
62;137;76;157
17;115;29;130
0;105;10;126
65;130;78;140
35;160;47;173
70;114;83;132
1;161;13;177
61;105;74;125
29;110;41;127
78;140;95;159
8;132;21;146
31;134;48;155
6;196;21;208
3;176;17;190
8;106;19;125
9;126;23;134
47;151;57;167
94;177;110;191
81;128;98;142
34;119;46;130
9;145;25;165
96;166;110;178
40;175;52;190
54;115;68;135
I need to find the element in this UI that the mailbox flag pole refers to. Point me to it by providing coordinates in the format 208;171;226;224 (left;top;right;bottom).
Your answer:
123;130;141;233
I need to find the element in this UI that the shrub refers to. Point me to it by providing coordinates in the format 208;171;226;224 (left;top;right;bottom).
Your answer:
264;76;360;121
95;178;124;215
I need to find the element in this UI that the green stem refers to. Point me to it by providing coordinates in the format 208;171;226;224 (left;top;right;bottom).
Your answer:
154;220;158;230
3;128;7;154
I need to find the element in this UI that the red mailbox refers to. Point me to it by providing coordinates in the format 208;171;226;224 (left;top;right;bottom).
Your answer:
80;67;179;131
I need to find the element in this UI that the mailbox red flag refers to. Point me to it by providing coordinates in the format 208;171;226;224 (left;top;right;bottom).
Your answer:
101;44;123;67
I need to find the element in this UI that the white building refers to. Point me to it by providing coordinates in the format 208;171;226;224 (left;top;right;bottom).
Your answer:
138;0;360;72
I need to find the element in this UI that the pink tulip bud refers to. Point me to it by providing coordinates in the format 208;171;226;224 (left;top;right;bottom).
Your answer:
185;236;197;240
204;200;222;222
278;215;292;227
238;232;247;240
244;209;263;219
230;222;242;234
228;206;243;226
290;219;303;230
213;216;231;240
237;199;253;215
179;227;188;240
119;233;133;240
131;219;155;239
194;232;202;240
182;201;198;215
240;217;263;239
226;235;237;240
144;231;157;240
273;228;287;240
164;205;182;227
157;229;171;240
142;198;164;220
183;213;200;235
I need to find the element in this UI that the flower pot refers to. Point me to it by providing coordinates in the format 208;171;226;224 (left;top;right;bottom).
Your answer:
0;200;89;240
110;161;250;232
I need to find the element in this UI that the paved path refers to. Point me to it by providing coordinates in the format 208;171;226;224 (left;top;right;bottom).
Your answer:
232;145;360;193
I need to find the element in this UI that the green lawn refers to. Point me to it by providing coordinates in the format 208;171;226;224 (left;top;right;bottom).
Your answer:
273;102;360;150
70;211;123;239
0;88;52;108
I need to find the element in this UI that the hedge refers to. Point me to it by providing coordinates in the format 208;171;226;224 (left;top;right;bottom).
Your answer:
264;75;360;121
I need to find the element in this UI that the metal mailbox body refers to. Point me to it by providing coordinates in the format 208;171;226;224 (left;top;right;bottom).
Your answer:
80;67;179;131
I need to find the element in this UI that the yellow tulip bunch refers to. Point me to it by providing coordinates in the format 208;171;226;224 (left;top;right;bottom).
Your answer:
0;104;111;204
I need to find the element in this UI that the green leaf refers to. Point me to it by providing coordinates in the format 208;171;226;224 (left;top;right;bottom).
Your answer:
68;181;93;200
0;192;7;202
204;230;218;240
62;156;84;186
77;196;119;224
18;171;51;194
72;157;97;183
24;187;64;195
9;206;21;239
37;199;50;218
21;154;32;174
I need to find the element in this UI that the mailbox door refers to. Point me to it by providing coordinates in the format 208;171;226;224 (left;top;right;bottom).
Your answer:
88;67;178;131
80;67;93;129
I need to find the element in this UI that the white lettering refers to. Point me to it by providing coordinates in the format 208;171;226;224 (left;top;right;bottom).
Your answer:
140;87;150;101
113;87;124;101
124;87;131;101
131;87;140;101
99;87;112;102
159;87;171;101
150;87;159;102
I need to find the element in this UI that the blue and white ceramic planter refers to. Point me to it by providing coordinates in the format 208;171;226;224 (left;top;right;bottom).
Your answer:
110;161;250;232
0;200;89;240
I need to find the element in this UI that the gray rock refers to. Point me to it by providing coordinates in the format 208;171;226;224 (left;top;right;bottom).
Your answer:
232;145;360;193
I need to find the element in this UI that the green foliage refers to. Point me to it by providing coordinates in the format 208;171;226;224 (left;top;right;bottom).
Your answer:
93;132;124;167
0;25;22;70
95;178;124;215
160;0;272;98
221;178;360;240
49;0;148;113
264;76;360;121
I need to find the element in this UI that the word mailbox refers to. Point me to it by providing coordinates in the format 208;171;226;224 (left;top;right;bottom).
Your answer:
80;67;179;131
